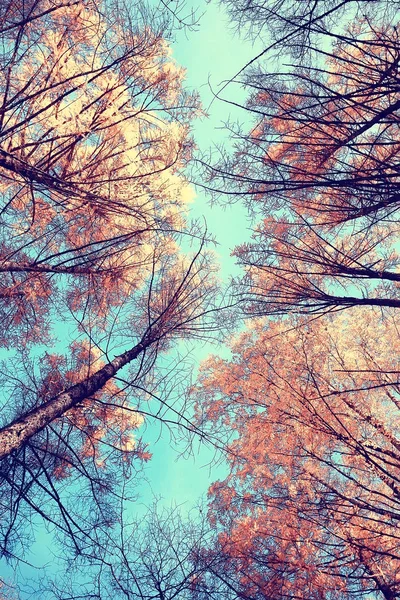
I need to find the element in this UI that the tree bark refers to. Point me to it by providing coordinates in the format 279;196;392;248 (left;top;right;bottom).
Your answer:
0;334;156;460
0;261;99;275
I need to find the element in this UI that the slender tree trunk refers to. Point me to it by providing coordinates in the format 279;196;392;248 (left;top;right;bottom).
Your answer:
0;333;157;460
0;261;96;275
331;295;400;309
0;149;73;194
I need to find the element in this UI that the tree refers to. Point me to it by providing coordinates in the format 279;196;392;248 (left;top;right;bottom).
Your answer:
219;0;399;52
33;502;249;600
195;310;400;599
201;3;400;317
189;1;400;597
0;0;218;561
0;0;200;346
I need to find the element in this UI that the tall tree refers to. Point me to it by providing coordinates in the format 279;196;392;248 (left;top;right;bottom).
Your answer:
202;4;400;316
193;1;400;598
0;0;200;345
196;310;400;599
195;4;400;594
0;0;218;560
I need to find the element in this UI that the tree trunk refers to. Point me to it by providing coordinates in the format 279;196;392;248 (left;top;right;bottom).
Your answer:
0;334;155;460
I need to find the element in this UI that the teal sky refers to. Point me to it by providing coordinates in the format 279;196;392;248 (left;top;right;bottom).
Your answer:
173;0;257;276
137;0;260;511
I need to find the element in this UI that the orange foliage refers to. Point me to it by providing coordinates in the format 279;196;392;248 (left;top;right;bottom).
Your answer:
0;0;198;346
223;23;400;317
245;24;400;224
197;310;400;598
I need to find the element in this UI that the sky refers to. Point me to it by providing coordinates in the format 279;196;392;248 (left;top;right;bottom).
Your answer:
173;0;256;276
133;0;260;510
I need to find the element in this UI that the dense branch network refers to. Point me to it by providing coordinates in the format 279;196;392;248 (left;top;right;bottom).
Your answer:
193;1;400;599
0;0;221;565
201;4;400;316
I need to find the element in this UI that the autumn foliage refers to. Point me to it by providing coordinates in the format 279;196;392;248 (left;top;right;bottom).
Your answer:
205;16;400;316
0;0;198;346
0;0;219;561
1;0;400;597
197;311;400;598
195;1;400;599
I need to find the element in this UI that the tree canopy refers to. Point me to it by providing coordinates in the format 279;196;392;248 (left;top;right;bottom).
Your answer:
194;0;400;598
1;0;400;598
0;0;218;566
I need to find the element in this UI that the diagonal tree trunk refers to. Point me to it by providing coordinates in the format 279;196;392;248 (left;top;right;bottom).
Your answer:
0;332;156;460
